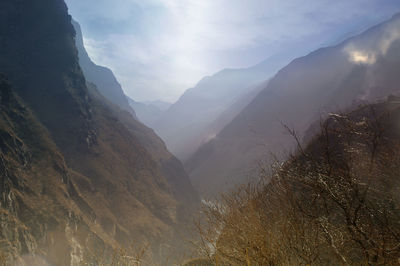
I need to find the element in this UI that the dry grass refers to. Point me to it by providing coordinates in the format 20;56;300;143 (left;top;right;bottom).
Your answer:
195;104;400;265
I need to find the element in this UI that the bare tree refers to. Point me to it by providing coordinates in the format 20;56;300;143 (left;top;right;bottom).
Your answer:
195;103;400;265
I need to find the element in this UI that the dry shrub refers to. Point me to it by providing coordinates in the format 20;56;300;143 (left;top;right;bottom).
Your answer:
196;105;400;265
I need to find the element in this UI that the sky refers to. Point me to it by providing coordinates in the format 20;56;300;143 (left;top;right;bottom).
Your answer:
64;0;400;102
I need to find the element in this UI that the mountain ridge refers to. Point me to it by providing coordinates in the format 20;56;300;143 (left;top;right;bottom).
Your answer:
186;12;400;195
72;20;137;119
153;52;294;161
0;0;199;264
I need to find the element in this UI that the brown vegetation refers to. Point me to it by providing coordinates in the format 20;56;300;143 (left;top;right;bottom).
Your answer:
195;101;400;265
0;0;199;263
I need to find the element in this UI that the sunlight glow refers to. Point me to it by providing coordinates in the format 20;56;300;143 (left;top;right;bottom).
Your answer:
348;50;377;64
345;19;400;65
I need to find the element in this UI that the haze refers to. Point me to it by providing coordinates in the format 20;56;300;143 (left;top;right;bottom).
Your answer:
65;0;400;102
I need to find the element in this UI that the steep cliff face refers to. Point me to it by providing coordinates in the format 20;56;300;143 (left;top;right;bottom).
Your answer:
72;20;137;118
0;76;105;264
0;0;198;264
186;13;400;196
0;0;97;159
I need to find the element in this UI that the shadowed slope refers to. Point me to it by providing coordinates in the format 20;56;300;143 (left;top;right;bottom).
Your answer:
186;13;400;196
72;20;137;118
0;0;199;264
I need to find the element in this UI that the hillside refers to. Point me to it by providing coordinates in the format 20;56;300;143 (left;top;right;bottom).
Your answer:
186;13;400;196
197;97;400;265
0;0;198;264
0;75;98;264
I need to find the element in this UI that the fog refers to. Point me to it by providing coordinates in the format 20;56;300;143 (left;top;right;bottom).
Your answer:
64;0;400;102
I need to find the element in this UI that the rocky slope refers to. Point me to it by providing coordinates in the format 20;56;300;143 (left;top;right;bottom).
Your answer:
186;13;400;196
0;75;94;264
72;20;137;118
0;0;198;264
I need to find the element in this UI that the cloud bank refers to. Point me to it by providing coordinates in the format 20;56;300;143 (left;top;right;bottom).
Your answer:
65;0;400;101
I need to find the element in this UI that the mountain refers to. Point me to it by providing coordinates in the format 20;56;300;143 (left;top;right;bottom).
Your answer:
201;81;266;145
0;75;87;264
72;20;137;118
153;54;294;161
0;0;198;264
186;13;400;196
144;100;171;112
198;96;400;265
127;96;171;128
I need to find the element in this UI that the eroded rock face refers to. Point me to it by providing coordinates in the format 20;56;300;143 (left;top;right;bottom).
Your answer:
0;0;199;264
0;77;98;264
